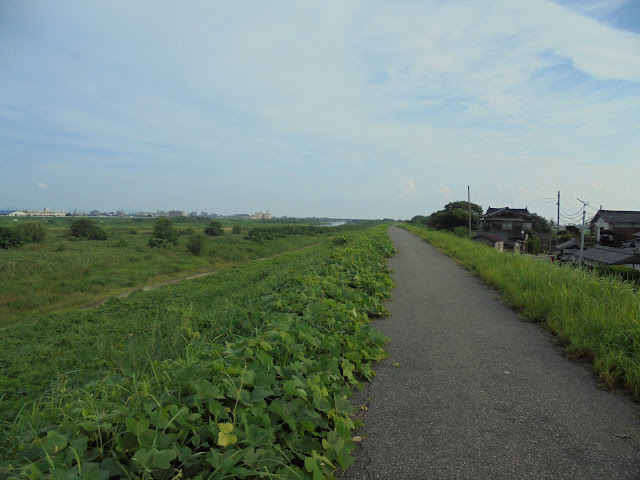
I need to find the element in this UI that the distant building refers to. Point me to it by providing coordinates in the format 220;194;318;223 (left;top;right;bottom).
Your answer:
168;210;188;217
251;210;272;220
480;207;532;238
472;232;504;252
591;210;640;246
8;208;66;217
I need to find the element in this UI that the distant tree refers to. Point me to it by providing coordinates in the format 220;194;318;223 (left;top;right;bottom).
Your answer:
410;215;429;225
427;201;483;231
16;222;46;243
204;220;224;237
232;225;242;234
530;213;552;233
69;218;107;240
151;217;178;245
0;226;23;249
186;233;205;256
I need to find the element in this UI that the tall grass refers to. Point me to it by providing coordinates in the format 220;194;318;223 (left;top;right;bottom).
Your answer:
0;219;340;325
404;224;640;398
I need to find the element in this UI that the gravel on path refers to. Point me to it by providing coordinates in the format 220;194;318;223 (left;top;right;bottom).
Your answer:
341;226;640;480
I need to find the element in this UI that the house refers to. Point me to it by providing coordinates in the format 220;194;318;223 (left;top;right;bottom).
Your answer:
472;232;505;252
480;207;532;239
591;210;640;246
567;245;640;270
554;238;580;260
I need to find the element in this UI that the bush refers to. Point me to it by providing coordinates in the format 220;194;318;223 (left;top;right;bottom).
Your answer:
594;265;640;284
151;217;178;245
232;225;242;234
180;227;195;236
204;220;223;236
452;226;469;238
69;218;107;240
16;222;46;243
0;226;23;249
527;237;542;255
186;233;206;256
148;237;168;248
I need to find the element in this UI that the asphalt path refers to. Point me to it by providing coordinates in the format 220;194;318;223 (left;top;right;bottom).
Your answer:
341;226;640;479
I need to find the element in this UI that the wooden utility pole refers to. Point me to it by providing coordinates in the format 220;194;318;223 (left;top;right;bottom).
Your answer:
577;197;589;267
557;191;560;238
468;186;472;238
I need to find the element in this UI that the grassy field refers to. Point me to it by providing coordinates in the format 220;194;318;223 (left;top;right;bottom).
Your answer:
0;217;341;326
0;224;395;479
403;224;640;400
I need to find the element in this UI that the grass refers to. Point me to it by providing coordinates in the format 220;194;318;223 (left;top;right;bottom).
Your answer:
0;225;396;479
403;224;640;399
0;217;341;326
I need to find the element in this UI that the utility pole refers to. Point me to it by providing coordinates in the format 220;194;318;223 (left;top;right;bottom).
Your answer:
468;186;472;238
557;191;560;239
577;198;589;267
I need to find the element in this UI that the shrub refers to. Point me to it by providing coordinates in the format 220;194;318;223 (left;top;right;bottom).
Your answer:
180;227;195;236
16;222;46;243
151;217;178;245
148;237;168;248
0;226;23;249
452;226;469;238
204;220;223;236
232;225;242;234
594;265;640;284
186;233;206;256
69;218;107;240
527;237;542;255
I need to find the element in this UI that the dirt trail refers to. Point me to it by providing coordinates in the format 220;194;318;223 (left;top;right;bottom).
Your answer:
89;242;324;308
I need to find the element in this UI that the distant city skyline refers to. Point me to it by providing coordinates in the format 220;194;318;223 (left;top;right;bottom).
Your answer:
2;1;639;220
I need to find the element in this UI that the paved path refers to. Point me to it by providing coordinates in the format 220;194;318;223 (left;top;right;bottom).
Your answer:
342;226;640;479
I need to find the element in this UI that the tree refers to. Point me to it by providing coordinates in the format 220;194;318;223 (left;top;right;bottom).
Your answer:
16;222;46;243
204;220;224;237
527;237;542;254
69;218;107;240
427;201;483;231
151;217;178;244
186;233;205;256
410;215;429;225
530;213;552;233
0;226;23;249
232;225;242;234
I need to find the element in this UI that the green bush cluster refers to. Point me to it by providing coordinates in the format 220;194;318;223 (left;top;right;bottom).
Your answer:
594;265;640;284
0;222;47;249
69;219;107;240
204;221;224;237
2;227;396;479
149;218;178;247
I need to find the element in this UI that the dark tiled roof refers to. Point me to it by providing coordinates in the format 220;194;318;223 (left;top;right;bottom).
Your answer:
473;232;504;243
555;238;579;250
592;210;640;225
483;207;531;219
580;245;640;265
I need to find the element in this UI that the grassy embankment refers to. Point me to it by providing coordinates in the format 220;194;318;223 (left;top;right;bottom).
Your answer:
1;225;395;479
403;224;640;399
0;217;343;326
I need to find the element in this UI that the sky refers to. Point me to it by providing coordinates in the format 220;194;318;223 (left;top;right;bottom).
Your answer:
1;1;639;221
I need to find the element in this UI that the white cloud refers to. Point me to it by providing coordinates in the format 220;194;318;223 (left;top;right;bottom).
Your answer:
36;182;46;189
439;185;452;197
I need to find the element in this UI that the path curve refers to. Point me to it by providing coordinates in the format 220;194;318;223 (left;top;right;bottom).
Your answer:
342;226;640;479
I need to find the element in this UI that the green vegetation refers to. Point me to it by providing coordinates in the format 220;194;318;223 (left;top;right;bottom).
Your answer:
204;220;224;237
0;222;47;249
403;224;640;399
0;218;356;326
0;226;395;479
186;233;206;256
411;201;482;231
149;217;178;247
69;218;108;240
594;265;640;285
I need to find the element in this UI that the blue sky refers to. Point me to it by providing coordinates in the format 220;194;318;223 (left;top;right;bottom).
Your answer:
1;0;639;220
